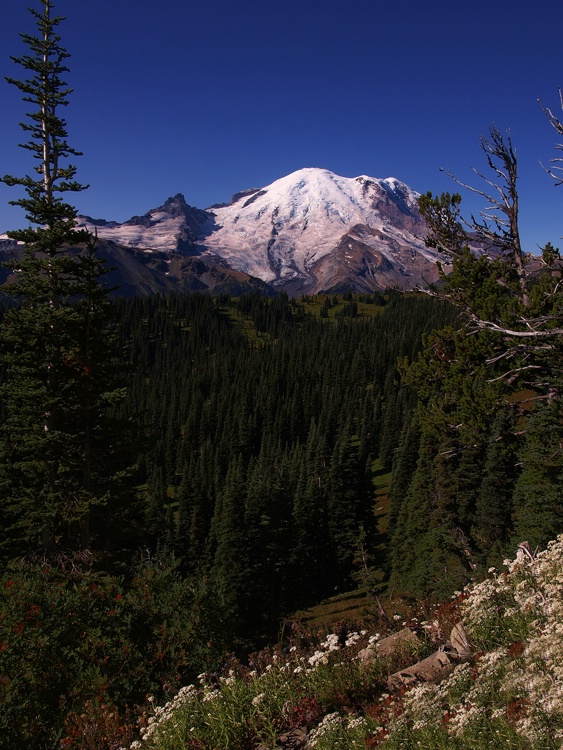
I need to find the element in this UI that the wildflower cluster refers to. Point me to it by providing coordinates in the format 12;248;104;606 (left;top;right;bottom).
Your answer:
128;623;428;750
379;536;563;750
308;632;343;667
308;712;366;749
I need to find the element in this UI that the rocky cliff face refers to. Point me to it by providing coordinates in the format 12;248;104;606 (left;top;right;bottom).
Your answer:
78;194;216;255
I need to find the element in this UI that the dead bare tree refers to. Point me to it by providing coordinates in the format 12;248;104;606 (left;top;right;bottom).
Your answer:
417;123;563;395
420;126;563;344
539;88;563;185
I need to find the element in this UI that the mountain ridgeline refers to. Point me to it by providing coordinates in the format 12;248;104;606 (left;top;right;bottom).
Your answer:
47;167;443;296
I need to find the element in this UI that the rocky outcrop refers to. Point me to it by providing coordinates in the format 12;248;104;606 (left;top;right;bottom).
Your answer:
358;627;420;662
387;621;473;691
387;648;457;690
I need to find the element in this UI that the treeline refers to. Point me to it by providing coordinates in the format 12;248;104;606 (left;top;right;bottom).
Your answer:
114;290;454;640
387;322;563;600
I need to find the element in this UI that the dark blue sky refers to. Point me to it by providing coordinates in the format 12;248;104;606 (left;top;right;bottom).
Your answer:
2;0;563;252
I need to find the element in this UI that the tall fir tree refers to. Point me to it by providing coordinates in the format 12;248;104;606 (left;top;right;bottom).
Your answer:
472;408;520;567
0;0;125;561
511;400;563;551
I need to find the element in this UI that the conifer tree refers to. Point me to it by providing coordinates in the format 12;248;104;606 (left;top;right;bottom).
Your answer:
326;417;372;586
472;408;519;565
511;400;563;550
387;409;421;546
209;454;253;637
0;0;123;561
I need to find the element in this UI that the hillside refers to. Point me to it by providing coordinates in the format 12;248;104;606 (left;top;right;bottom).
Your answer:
2;286;562;749
0;291;459;749
127;537;563;750
3;4;563;750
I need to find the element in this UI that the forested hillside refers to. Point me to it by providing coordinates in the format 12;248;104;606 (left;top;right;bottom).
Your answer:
111;291;454;638
1;289;461;748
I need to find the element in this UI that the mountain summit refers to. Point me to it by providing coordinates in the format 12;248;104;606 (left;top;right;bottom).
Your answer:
203;168;436;293
77;168;441;294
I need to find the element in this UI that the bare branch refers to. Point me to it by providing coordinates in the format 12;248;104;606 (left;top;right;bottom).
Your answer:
468;316;563;338
485;346;528;365
539;89;563;184
487;365;542;383
539;88;563;136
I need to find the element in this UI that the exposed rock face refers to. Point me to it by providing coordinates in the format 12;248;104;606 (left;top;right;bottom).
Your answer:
387;648;457;691
308;224;441;295
386;622;474;691
208;187;264;209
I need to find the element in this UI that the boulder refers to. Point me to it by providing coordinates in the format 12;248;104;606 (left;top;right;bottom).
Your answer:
279;726;307;748
358;627;419;662
450;621;472;660
387;648;456;691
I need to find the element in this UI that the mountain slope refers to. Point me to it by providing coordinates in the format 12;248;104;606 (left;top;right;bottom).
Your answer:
0;237;276;298
204;168;435;292
75;168;441;295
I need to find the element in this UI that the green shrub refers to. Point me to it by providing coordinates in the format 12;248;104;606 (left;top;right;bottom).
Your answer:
0;561;224;749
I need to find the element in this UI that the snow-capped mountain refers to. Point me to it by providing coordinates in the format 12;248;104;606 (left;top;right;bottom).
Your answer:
77;167;440;294
78;194;212;254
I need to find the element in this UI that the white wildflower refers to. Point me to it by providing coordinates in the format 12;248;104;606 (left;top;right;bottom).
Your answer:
308;712;343;746
347;715;365;729
447;704;482;737
321;633;340;651
345;631;361;647
308;650;328;667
